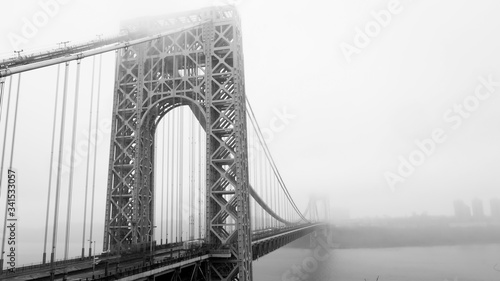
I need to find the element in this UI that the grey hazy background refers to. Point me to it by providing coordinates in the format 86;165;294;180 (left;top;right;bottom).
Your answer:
0;0;499;263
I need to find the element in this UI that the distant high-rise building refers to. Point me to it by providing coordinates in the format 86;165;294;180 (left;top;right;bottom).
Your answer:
490;198;500;219
453;200;471;220
471;198;485;219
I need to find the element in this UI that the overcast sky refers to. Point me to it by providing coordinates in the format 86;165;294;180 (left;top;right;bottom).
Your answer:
1;0;500;264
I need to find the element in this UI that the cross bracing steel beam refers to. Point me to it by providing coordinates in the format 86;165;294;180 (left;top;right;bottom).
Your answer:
103;6;252;281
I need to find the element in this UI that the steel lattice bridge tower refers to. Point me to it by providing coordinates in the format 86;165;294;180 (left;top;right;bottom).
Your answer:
104;7;252;280
0;5;328;281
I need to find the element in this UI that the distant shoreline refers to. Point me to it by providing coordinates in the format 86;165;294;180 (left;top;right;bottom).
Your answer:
287;225;500;249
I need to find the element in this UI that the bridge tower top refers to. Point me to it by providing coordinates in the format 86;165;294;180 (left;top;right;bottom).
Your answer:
120;5;241;36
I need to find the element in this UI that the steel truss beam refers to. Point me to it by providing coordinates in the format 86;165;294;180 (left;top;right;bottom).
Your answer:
103;6;252;281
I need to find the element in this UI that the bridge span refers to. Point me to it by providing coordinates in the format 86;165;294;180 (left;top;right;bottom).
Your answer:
3;223;324;280
0;5;330;281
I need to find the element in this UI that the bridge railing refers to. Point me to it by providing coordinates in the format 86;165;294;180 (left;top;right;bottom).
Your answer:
251;224;311;242
1;255;93;275
92;248;211;281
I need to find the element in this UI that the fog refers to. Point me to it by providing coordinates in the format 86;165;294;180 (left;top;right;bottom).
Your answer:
0;0;500;271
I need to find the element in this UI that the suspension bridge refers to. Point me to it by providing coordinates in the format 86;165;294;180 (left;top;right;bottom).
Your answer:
0;6;329;281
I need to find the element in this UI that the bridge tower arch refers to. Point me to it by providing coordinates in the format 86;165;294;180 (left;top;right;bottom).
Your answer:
103;7;252;280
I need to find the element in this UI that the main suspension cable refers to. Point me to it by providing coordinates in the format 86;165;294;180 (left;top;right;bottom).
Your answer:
245;97;308;222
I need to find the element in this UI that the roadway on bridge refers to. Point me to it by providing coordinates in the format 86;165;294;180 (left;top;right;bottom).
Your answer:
2;224;321;281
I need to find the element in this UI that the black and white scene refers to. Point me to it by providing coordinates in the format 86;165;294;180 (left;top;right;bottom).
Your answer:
0;0;499;280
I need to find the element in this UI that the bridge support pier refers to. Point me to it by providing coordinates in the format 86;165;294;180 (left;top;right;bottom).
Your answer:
102;6;252;281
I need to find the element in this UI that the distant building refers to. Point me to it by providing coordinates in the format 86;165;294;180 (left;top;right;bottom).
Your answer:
490;198;500;219
453;200;471;220
471;198;485;219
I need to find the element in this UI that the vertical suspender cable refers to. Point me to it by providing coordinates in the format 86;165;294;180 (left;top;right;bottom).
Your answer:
178;108;183;241
248;132;253;229
272;178;275;227
271;176;274;227
270;165;274;226
270;171;273;228
279;182;282;227
43;64;61;263
160;119;165;245
165;116;170;244
0;76;12;271
89;54;102;255
0;77;5;192
81;56;96;258
190;112;195;240
202;125;205;237
255;148;259;230
0;76;12;201
170;112;175;242
198;118;202;239
64;60;82;260
192;113;196;240
259;150;264;230
50;62;70;276
7;74;21;170
266;155;270;228
253;154;256;230
274;178;278;227
251;133;256;230
153;123;158;244
0;78;5;140
153;123;158;245
0;75;17;270
0;77;6;222
260;143;264;229
254;136;258;230
166;121;170;243
265;160;269;228
188;113;191;240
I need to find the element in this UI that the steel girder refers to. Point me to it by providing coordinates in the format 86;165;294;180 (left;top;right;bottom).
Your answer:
103;6;252;281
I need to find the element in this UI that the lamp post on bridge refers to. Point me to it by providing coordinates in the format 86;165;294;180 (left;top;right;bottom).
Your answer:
150;225;157;265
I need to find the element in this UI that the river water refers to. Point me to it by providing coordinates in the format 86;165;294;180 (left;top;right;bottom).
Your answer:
253;244;500;281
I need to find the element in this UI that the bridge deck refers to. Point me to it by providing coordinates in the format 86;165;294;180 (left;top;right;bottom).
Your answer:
1;224;322;281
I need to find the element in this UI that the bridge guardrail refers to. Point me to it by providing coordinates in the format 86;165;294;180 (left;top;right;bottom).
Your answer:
1;255;93;275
